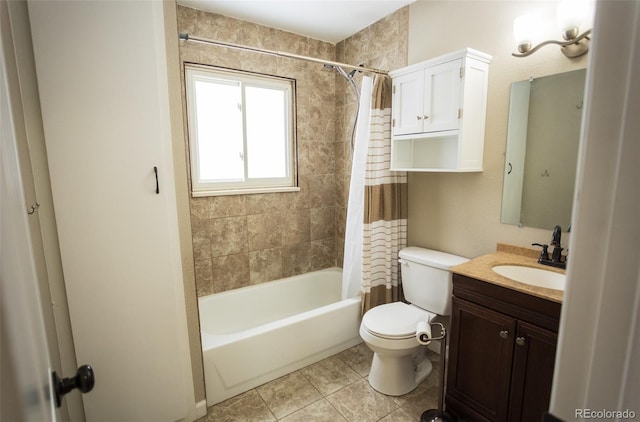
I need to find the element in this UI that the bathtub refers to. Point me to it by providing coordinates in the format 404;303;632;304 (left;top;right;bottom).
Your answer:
198;267;362;406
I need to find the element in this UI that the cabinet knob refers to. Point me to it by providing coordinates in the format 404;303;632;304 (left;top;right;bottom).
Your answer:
516;337;526;346
416;115;423;120
423;115;429;120
499;330;509;339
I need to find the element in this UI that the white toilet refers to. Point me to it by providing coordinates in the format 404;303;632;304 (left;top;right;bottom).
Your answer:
359;246;468;396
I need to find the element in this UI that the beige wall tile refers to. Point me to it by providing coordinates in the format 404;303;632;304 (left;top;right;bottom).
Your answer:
309;174;336;208
311;207;336;241
311;239;336;271
209;216;248;257
194;258;213;296
191;220;210;260
282;211;310;246
248;213;283;251
212;253;250;292
281;243;311;277
249;248;282;285
298;140;335;176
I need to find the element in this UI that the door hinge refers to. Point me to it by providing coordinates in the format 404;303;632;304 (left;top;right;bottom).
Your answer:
392;85;396;94
392;118;396;127
459;67;464;78
458;109;462;119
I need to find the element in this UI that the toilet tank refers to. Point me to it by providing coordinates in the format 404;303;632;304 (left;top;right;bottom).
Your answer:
399;247;469;315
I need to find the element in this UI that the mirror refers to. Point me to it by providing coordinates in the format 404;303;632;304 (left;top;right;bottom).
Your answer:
501;68;586;230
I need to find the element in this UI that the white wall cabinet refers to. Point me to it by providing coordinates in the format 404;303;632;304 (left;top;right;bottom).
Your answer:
390;48;491;172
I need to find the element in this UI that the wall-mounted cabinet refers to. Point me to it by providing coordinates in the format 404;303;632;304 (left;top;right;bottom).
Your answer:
390;48;491;172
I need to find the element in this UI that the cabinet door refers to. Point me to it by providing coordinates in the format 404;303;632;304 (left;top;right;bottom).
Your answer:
508;321;558;421
423;59;462;133
447;297;516;421
392;70;424;136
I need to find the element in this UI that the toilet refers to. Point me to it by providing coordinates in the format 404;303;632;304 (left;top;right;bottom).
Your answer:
359;246;468;396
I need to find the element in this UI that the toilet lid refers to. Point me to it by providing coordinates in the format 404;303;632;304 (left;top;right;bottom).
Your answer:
362;302;434;339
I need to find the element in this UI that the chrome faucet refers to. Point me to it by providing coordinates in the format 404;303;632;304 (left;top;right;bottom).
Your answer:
532;225;567;269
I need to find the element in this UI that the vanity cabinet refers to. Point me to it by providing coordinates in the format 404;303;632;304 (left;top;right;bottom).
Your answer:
446;274;561;422
389;48;491;172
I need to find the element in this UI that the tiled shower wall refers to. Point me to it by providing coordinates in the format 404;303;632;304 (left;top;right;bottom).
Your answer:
178;6;338;296
334;9;409;266
177;6;408;296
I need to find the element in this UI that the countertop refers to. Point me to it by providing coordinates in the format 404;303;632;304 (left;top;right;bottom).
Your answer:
451;244;565;303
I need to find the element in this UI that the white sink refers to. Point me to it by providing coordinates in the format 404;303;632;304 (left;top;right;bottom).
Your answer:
492;265;566;291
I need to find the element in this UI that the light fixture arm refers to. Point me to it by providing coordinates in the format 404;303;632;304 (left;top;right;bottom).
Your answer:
513;29;592;58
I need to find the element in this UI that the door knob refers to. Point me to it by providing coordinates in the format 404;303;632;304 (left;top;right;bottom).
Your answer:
52;364;95;408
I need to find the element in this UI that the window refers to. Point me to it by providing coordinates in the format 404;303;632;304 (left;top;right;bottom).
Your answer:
185;65;297;196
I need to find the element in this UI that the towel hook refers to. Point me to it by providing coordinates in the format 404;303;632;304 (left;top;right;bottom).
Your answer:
27;202;40;215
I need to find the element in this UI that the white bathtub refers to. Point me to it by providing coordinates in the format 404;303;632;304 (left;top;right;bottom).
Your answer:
198;267;362;406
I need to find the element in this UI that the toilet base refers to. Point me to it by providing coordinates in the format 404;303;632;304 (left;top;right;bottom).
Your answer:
367;347;433;396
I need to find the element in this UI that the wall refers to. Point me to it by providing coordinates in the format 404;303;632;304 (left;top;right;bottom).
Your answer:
407;0;588;259
178;6;409;294
163;1;205;407
334;7;409;265
177;6;338;296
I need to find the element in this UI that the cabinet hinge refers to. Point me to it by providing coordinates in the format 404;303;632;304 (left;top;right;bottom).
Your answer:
458;109;462;119
459;67;464;78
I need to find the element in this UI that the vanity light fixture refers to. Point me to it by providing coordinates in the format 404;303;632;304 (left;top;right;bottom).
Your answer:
513;0;592;58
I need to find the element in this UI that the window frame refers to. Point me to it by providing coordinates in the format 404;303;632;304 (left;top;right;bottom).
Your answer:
185;64;298;196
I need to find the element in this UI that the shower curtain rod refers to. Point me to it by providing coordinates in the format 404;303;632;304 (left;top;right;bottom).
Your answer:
178;33;389;75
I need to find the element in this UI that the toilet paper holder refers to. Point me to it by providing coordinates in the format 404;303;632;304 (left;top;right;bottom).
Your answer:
420;321;454;421
427;322;446;341
417;322;446;344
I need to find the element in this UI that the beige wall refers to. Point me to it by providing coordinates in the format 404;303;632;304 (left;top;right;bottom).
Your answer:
407;0;588;259
164;1;205;405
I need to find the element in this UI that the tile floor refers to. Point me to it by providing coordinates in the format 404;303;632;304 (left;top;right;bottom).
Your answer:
197;342;441;421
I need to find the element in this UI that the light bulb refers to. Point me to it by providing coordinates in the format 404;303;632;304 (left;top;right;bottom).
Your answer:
514;13;539;53
557;0;588;40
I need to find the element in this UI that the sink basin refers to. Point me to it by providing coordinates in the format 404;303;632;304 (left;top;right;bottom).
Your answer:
492;265;566;291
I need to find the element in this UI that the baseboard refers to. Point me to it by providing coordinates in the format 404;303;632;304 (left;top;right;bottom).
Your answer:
195;400;207;419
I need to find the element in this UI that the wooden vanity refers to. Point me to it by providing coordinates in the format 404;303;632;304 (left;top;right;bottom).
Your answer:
445;246;564;421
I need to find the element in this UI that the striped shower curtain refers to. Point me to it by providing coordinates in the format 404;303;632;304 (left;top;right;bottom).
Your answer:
361;75;408;314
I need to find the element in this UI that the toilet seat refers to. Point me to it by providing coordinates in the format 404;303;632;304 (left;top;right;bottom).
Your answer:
361;302;435;340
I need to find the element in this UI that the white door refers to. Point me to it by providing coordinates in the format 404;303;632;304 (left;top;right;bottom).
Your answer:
423;58;462;133
392;70;424;136
1;24;56;420
27;1;194;420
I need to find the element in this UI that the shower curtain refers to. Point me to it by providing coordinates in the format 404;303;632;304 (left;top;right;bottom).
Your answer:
342;75;408;314
342;77;372;300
